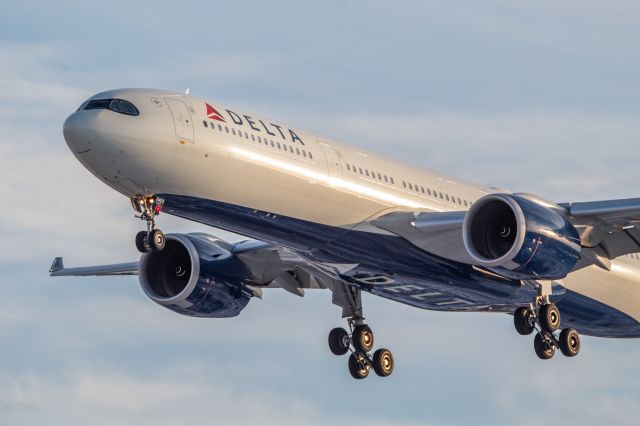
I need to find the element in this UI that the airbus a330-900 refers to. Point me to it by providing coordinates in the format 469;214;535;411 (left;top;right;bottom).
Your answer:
52;89;640;379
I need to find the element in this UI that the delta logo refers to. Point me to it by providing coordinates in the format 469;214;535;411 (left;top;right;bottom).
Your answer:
206;103;226;122
204;103;305;145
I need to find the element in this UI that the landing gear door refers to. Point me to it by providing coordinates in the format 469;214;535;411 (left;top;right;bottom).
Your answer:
165;98;194;141
318;141;343;177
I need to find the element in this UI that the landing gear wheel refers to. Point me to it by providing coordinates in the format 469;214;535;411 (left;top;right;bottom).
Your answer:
135;231;151;253
539;303;561;332
534;333;556;360
372;348;394;377
514;307;536;335
559;328;580;357
352;325;374;353
328;327;350;356
348;353;369;380
149;229;165;252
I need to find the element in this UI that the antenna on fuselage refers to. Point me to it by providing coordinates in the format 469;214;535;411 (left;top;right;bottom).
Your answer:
185;88;190;95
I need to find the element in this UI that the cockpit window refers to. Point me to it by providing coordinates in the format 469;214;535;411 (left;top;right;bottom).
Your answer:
82;98;139;116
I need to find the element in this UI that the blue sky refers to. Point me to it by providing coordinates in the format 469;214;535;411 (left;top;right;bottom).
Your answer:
0;1;639;425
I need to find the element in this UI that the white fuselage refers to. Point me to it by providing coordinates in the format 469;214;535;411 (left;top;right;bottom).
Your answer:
63;88;640;321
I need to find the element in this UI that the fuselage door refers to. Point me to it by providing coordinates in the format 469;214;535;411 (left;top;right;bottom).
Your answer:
318;141;343;178
165;98;194;141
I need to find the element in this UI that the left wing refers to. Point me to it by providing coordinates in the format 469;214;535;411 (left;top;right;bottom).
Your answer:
49;257;139;276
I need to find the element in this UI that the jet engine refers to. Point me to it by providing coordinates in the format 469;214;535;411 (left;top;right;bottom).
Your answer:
139;233;254;317
462;193;581;280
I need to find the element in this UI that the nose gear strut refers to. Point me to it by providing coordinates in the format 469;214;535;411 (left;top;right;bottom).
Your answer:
131;195;166;253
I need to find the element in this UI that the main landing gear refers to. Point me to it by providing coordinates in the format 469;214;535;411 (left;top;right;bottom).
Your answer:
132;195;166;253
327;281;394;379
513;281;581;360
328;318;394;379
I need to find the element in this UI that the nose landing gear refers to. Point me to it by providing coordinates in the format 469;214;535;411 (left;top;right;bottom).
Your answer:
132;195;166;253
512;281;581;360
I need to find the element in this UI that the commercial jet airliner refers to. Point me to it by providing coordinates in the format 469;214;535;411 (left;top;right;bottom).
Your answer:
52;88;640;379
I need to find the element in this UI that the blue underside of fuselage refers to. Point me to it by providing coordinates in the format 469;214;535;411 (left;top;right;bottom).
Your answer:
159;194;640;338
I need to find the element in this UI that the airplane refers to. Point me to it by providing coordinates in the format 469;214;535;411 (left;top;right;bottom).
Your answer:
52;88;640;379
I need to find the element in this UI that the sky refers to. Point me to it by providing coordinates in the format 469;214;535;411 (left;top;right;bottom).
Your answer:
0;1;639;425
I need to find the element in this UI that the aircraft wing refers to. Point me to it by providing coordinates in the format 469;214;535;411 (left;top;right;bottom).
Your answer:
49;257;139;276
370;197;640;271
50;239;360;317
562;198;640;270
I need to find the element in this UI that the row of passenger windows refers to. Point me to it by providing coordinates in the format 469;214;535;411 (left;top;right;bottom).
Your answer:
203;120;313;160
345;162;471;207
204;119;472;208
628;253;640;261
345;163;395;185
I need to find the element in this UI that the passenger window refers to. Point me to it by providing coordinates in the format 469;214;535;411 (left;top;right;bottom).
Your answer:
251;135;255;141
421;187;425;194
309;152;313;159
377;173;382;180
203;120;208;128
270;141;275;147
225;126;229;133
232;129;236;135
365;170;370;177
445;194;450;201
218;124;222;131
277;142;281;149
296;148;300;155
302;150;307;157
390;177;394;184
464;200;468;207
408;183;413;190
384;175;388;182
402;181;407;188
359;167;363;174
439;192;443;199
346;164;351;171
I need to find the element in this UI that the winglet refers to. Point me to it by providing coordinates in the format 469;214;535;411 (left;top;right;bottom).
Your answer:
50;257;64;274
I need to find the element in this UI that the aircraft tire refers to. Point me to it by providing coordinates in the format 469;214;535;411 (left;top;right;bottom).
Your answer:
352;325;374;353
372;348;394;377
348;353;369;379
328;327;350;356
539;303;561;333
135;231;151;253
514;307;535;335
149;229;166;252
559;328;580;357
534;333;555;360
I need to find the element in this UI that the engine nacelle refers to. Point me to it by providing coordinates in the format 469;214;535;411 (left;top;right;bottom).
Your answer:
139;233;254;317
462;193;581;280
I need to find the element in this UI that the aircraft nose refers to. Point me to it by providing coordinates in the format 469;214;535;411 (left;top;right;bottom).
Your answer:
63;111;96;153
